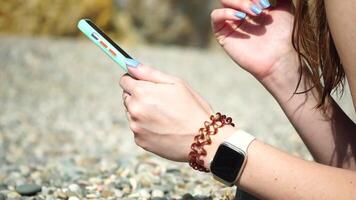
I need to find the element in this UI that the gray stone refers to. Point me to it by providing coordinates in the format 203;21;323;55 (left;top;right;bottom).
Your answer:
235;189;260;200
182;193;195;200
114;180;131;191
166;168;181;174
0;193;6;200
194;195;212;200
15;184;42;196
152;197;168;200
0;184;7;191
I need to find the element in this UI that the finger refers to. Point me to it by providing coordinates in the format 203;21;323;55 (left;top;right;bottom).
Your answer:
122;92;141;122
125;108;134;122
119;73;138;94
258;0;272;9
122;91;131;112
122;91;130;101
211;8;246;32
221;0;267;16
127;64;176;84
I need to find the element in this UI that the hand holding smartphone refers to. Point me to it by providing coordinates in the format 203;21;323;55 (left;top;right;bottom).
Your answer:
77;19;139;72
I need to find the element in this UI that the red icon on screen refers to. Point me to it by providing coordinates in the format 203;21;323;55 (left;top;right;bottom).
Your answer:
92;32;116;57
109;49;117;56
99;41;108;48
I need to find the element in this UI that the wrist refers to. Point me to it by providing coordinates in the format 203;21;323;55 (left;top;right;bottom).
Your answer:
202;125;236;170
188;113;236;172
259;51;303;101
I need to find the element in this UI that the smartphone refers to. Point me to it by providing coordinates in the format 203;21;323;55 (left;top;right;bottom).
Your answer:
77;19;134;72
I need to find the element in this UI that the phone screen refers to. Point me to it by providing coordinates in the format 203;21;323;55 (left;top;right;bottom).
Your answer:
85;20;133;59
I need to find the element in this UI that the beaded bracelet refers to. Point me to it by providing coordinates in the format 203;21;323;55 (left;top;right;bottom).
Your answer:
189;112;235;172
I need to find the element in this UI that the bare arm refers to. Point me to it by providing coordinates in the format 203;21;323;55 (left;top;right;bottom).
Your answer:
209;0;356;168
324;0;356;110
202;126;356;200
263;0;356;170
261;53;356;169
239;139;356;200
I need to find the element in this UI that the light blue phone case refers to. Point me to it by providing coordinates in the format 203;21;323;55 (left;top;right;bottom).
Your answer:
77;19;129;72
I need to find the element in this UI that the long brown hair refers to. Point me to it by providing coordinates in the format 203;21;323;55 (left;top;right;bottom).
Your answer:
292;0;345;108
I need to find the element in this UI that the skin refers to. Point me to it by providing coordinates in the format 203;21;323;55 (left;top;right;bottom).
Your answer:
324;0;356;110
119;66;213;162
119;0;356;199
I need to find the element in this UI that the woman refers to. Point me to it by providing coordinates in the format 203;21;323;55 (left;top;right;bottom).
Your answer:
119;0;356;199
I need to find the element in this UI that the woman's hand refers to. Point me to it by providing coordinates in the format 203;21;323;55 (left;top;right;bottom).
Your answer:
119;65;214;162
212;0;296;80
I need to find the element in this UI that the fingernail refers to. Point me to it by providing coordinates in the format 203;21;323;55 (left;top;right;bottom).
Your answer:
260;0;271;8
234;11;247;19
125;58;140;68
250;4;262;15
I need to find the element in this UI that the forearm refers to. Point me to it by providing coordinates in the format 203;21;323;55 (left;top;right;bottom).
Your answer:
260;53;356;168
325;0;356;110
238;139;356;200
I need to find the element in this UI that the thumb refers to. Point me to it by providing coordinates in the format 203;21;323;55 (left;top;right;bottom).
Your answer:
126;58;175;84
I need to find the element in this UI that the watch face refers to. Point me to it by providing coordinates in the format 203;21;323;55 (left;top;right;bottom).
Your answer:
210;143;245;184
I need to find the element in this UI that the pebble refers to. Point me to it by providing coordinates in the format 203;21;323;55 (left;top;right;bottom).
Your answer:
89;177;102;184
129;178;137;191
15;184;42;196
85;185;96;192
6;192;20;198
194;195;213;200
65;191;78;198
68;184;81;196
68;184;80;193
86;193;99;199
101;190;114;198
182;193;195;200
54;190;67;199
153;185;171;194
19;166;30;176
68;196;80;200
139;176;152;187
166;168;181;174
151;198;168;200
114;180;131;193
116;168;130;178
78;180;90;187
0;184;7;191
137;189;150;198
152;189;164;198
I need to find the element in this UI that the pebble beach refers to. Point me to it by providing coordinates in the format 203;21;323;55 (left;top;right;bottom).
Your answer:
1;36;355;200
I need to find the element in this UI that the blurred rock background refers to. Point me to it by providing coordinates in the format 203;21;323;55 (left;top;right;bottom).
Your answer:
1;1;356;199
0;0;219;47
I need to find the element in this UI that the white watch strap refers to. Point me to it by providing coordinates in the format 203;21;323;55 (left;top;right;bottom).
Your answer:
225;130;255;153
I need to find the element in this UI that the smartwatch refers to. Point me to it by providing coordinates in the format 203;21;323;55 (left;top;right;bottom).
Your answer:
210;130;255;186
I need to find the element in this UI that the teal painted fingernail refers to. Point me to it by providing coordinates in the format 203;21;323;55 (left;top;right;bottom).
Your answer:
260;0;271;8
250;4;262;15
234;11;247;19
125;58;140;68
